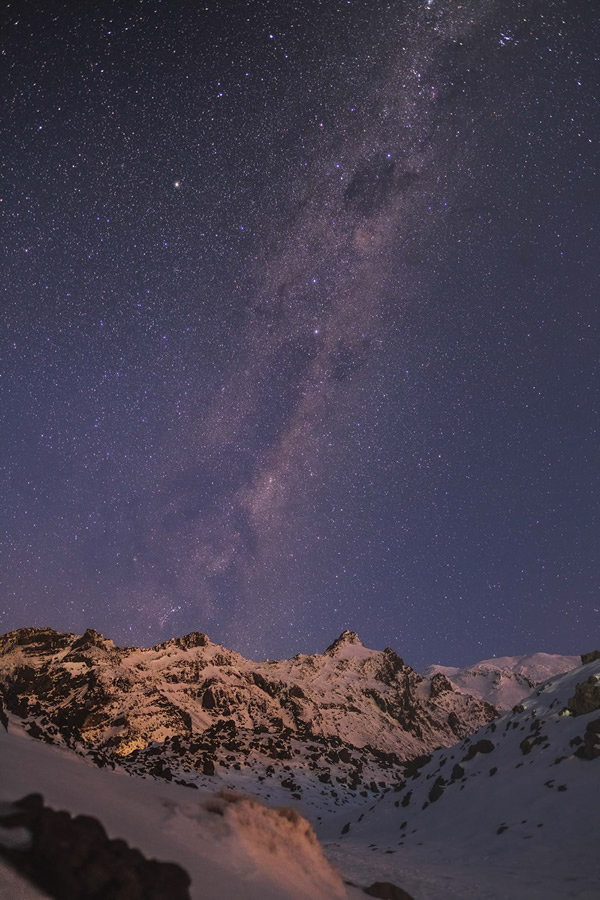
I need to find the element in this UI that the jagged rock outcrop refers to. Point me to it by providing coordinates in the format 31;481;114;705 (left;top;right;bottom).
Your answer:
0;627;497;811
581;650;600;665
325;630;363;654
0;793;191;899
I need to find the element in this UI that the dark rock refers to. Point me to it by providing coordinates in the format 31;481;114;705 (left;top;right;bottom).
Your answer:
520;735;546;755
428;776;446;803
403;754;431;778
153;632;209;652
568;675;600;716
364;880;415;899
429;672;453;698
375;649;406;685
70;629;107;652
581;650;600;665
201;687;216;710
579;718;600;760
0;793;191;899
462;739;495;761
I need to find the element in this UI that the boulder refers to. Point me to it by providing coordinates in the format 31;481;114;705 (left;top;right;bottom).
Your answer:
462;739;495;761
0;793;191;899
364;881;415;899
581;718;600;760
567;675;600;716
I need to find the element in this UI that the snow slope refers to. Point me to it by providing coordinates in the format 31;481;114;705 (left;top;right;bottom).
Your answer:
326;658;600;899
0;718;357;900
425;652;579;710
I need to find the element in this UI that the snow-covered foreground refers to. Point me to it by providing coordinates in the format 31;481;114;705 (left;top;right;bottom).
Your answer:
0;721;358;900
323;658;600;899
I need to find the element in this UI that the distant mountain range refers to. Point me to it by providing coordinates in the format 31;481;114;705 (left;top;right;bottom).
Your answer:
425;652;580;710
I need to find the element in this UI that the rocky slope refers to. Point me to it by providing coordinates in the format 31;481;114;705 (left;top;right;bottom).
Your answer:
0;627;496;814
327;655;600;899
0;723;359;900
425;652;579;711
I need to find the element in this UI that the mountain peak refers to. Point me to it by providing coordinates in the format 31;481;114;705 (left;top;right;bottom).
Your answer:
152;632;210;652
325;630;363;654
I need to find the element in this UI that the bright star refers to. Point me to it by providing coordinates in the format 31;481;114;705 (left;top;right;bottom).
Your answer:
174;181;180;188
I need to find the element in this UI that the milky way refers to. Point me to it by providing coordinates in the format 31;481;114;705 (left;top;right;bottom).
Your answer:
1;1;598;666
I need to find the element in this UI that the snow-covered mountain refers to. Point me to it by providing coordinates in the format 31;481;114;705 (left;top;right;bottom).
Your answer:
1;627;597;898
327;656;600;899
425;652;580;711
0;627;496;816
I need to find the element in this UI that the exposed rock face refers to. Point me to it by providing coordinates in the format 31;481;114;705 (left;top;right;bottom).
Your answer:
0;691;7;731
0;793;191;899
325;630;364;654
153;633;210;652
568;674;600;716
0;627;497;811
581;719;600;759
581;650;600;665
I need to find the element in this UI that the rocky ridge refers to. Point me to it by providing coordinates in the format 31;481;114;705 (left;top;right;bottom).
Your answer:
0;627;497;814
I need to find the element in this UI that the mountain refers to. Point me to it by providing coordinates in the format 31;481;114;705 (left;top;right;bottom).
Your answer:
328;655;600;899
425;652;580;711
1;628;597;898
0;627;496;816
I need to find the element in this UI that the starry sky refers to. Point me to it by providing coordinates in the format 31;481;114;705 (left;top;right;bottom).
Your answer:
1;0;598;669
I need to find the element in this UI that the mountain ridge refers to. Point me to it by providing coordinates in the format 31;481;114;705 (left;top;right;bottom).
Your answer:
0;625;497;816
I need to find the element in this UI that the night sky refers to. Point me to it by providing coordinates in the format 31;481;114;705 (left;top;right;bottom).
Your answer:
1;0;598;669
